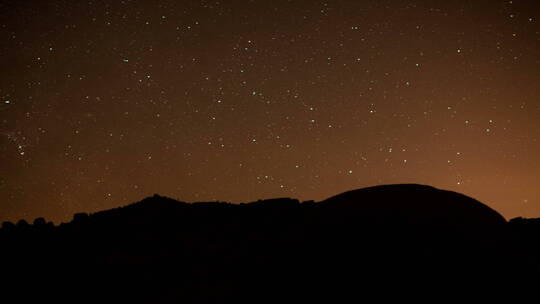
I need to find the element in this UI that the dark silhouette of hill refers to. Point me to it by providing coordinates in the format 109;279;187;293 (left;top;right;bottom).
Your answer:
0;184;539;303
320;184;506;225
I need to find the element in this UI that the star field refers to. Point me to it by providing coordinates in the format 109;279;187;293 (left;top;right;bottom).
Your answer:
1;0;539;223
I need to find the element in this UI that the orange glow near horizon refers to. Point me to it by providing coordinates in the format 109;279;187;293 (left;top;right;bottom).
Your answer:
1;0;539;223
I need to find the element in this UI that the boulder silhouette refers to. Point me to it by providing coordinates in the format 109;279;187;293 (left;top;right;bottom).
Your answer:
1;221;15;230
33;217;47;227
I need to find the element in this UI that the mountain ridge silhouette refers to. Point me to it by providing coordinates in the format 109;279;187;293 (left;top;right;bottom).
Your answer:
43;183;506;227
1;184;538;303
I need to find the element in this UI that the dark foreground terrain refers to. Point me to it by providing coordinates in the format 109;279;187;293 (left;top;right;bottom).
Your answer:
1;184;540;303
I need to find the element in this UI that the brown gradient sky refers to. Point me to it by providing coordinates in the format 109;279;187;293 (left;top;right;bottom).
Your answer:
1;0;539;223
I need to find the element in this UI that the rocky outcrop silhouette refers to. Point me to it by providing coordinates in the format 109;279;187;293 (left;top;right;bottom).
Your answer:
0;184;538;303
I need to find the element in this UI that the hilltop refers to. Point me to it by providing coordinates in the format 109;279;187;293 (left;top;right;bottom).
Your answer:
1;184;538;303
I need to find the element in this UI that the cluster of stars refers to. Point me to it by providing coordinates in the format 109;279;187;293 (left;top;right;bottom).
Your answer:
0;0;539;223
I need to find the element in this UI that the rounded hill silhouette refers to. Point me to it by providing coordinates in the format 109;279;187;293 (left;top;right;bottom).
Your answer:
319;184;506;227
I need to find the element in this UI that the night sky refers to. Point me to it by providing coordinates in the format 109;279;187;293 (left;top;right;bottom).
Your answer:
1;0;539;223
